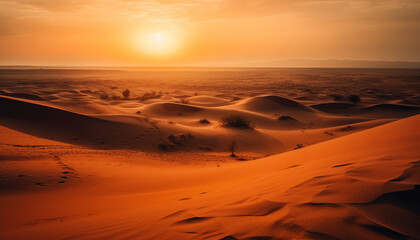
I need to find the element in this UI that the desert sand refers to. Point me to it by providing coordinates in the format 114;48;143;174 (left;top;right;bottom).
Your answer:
0;68;419;240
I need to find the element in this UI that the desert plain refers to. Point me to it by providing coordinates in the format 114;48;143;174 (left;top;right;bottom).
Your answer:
0;68;419;240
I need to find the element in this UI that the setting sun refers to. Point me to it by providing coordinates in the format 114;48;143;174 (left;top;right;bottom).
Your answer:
136;31;182;57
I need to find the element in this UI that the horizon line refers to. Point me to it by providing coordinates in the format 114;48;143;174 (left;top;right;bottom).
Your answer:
1;59;420;70
1;66;420;70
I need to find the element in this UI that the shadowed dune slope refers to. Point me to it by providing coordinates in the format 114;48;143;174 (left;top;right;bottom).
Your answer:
310;102;361;114
311;102;420;118
363;104;420;118
0;93;46;101
0;95;157;149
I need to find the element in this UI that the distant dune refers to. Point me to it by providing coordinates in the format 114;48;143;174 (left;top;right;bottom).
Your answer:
248;59;420;69
2;59;420;69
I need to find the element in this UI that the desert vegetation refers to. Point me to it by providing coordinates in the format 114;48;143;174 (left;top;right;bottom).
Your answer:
331;94;361;104
99;92;123;100
220;113;255;129
349;94;361;104
332;94;344;101
230;139;236;157
99;90;162;102
180;98;189;104
122;89;130;100
99;92;109;100
199;118;210;124
278;115;297;121
137;91;162;101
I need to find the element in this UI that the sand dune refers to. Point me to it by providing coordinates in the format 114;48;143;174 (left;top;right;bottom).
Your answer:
0;92;47;101
0;114;418;240
312;102;420;118
234;95;314;114
0;95;158;149
310;102;361;114
1;69;419;240
363;103;420;118
0;91;410;156
142;102;203;116
186;95;231;106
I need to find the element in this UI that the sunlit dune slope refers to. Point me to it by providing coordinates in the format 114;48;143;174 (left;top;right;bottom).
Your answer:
0;115;418;240
234;95;315;114
185;95;231;106
151;115;420;240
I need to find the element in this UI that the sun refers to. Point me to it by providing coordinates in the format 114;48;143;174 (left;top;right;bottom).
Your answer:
136;31;181;57
153;33;165;43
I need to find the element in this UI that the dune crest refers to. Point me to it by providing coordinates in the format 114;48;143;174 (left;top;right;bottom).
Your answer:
235;95;314;114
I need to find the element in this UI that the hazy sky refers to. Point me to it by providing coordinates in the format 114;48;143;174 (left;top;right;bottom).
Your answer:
0;0;419;66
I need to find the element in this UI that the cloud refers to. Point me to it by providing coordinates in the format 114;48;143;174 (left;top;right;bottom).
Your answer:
3;0;419;22
1;0;95;12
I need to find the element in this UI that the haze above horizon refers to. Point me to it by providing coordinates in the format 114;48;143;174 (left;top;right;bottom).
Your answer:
1;0;419;67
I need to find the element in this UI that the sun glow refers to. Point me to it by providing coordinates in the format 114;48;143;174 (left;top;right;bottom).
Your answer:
136;31;182;57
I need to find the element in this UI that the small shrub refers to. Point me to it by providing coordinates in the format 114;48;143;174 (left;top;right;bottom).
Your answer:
158;141;175;151
349;94;360;104
333;95;344;101
110;95;122;100
294;144;304;149
137;91;162;101
199;146;213;151
99;92;109;100
340;125;355;131
220;113;254;129
199;118;210;124
324;131;334;136
230;139;236;157
167;133;187;145
278;115;297;121
122;89;130;100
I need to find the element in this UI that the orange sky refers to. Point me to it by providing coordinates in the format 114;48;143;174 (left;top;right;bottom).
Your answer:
0;0;419;66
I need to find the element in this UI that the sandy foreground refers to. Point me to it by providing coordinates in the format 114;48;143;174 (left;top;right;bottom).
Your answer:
0;69;419;239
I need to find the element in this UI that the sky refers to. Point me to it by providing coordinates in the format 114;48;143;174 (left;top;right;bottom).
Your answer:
0;0;419;66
